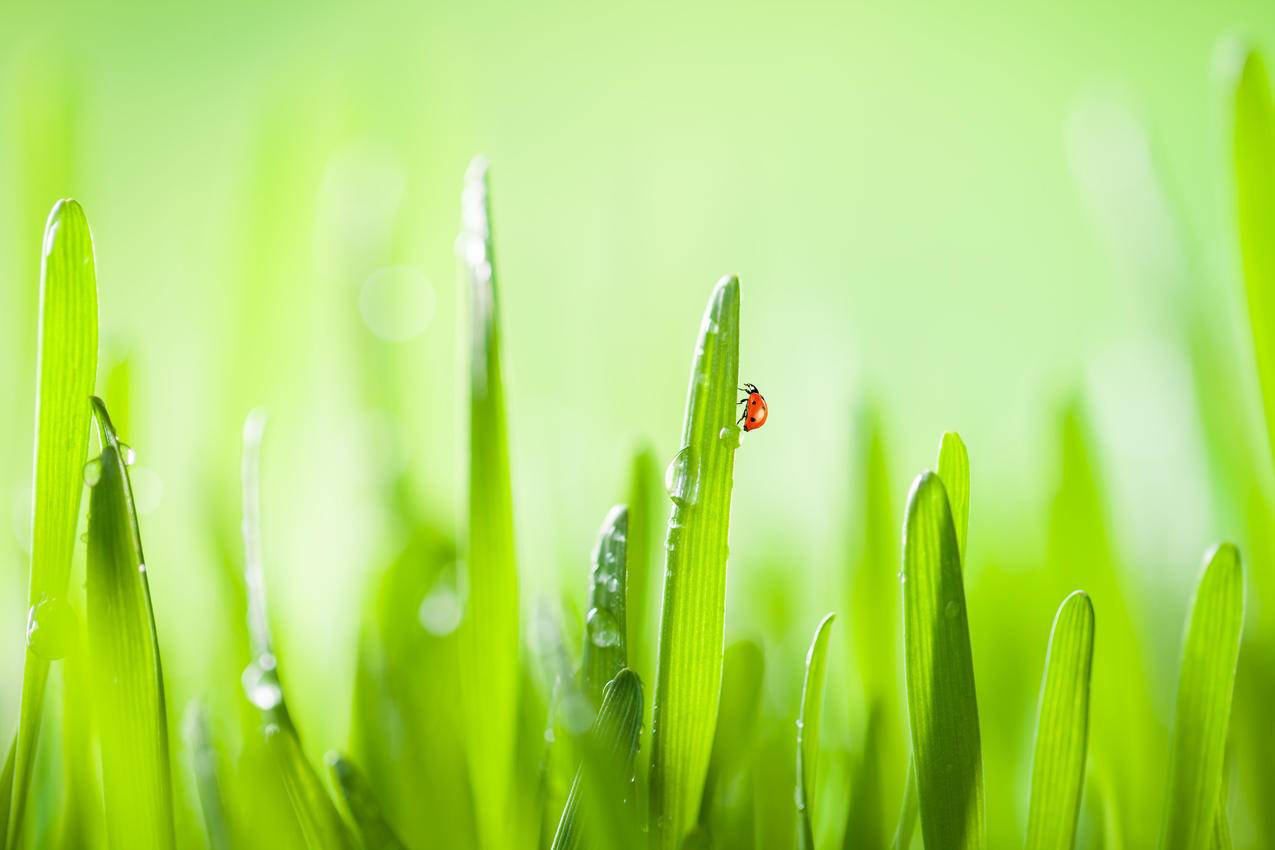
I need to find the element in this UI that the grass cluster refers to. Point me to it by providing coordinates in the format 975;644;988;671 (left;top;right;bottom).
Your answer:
3;44;1275;850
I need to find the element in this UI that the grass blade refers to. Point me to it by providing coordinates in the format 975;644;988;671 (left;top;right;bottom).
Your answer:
1234;49;1275;463
902;471;984;850
86;397;174;849
582;505;629;706
701;640;765;828
889;763;917;850
184;701;234;850
1161;544;1245;850
9;199;99;847
649;275;741;849
936;433;969;560
457;156;520;850
550;669;645;850
1025;591;1095;850
797;613;836;850
325;753;408;850
627;445;662;698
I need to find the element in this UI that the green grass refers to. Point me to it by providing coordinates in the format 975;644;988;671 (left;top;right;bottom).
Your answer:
796;613;835;850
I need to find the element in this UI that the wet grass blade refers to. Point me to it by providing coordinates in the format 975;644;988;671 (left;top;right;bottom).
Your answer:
582;505;629;705
86;397;174;849
1025;591;1095;850
649;275;741;850
550;669;644;850
325;752;408;850
1234;49;1275;463
797;614;835;850
1161;544;1244;850
240;413;354;850
9;199;99;847
457;156;521;850
902;471;984;850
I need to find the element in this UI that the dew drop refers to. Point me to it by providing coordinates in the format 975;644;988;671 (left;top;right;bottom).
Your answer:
586;607;621;648
945;600;960;619
605;575;621;594
241;658;284;710
718;426;743;449
118;443;137;466
418;579;463;636
663;447;701;507
83;458;102;487
26;597;77;660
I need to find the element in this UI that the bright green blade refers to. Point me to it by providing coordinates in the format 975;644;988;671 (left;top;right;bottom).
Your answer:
86;397;174;850
582;505;629;706
240;412;354;850
457;156;520;850
902;471;984;850
325;753;408;850
184;701;234;850
649;275;741;850
1025;591;1095;850
701;639;765;827
1161;544;1245;850
1234;49;1275;464
889;761;917;850
797;613;835;850
9;199;99;848
935;432;969;563
626;445;662;696
550;669;644;850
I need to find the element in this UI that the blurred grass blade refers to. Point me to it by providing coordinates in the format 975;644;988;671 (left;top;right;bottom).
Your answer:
649;275;741;849
627;445;661;694
185;701;233;850
1161;544;1244;850
550;669;644;850
582;505;629;705
1025;591;1095;850
701;640;765;823
326;752;408;850
1234;49;1275;463
240;412;354;850
457;156;520;850
0;735;15;846
1212;774;1232;850
797;613;835;850
889;762;917;850
86;397;174;849
902;471;984;850
9;199;99;847
935;433;969;561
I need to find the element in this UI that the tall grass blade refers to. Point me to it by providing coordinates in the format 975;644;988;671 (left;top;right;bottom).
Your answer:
85;397;174;849
649;275;741;849
1161;544;1244;850
9;199;99;848
325;753;408;850
240;412;353;850
1234;49;1275;463
184;701;234;850
627;445;661;696
582;505;629;705
902;471;984;850
936;433;969;560
457;156;520;850
797;614;835;850
701;640;765;828
1025;591;1095;850
550;669;644;850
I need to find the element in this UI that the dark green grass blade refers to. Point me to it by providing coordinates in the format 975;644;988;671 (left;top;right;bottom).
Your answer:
582;505;629;706
86;397;174;849
902;472;984;850
550;669;644;850
9;199;99;848
325;753;408;850
1161;544;1244;850
1234;50;1275;464
649;275;741;850
797;614;835;850
240;412;354;850
457;156;520;850
1026;591;1095;850
184;701;234;850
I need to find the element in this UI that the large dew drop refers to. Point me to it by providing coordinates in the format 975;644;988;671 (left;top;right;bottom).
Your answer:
418;577;463;636
26;597;78;660
586;607;621;648
241;656;284;710
664;447;701;507
718;426;743;449
83;457;103;487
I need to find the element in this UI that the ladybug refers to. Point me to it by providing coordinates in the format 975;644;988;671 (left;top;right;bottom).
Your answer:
737;383;768;432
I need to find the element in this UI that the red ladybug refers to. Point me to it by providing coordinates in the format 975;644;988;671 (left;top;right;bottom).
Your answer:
737;383;768;432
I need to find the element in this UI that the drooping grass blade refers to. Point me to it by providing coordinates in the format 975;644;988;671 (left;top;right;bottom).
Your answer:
550;669;644;850
8;199;99;848
1234;49;1275;463
649;275;741;850
184;701;234;850
240;412;354;850
85;397;174;849
797;614;835;850
902;471;984;850
457;156;521;850
1025;591;1095;850
582;505;629;706
1161;544;1244;850
325;752;408;850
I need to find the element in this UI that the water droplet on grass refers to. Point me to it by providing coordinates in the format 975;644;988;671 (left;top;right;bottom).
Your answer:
26;597;77;660
718;426;743;448
419;578;463;636
241;658;283;710
586;607;621;647
118;443;136;466
83;458;102;486
664;447;701;506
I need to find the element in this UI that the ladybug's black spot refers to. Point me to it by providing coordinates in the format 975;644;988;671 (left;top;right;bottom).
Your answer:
749;417;756;422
